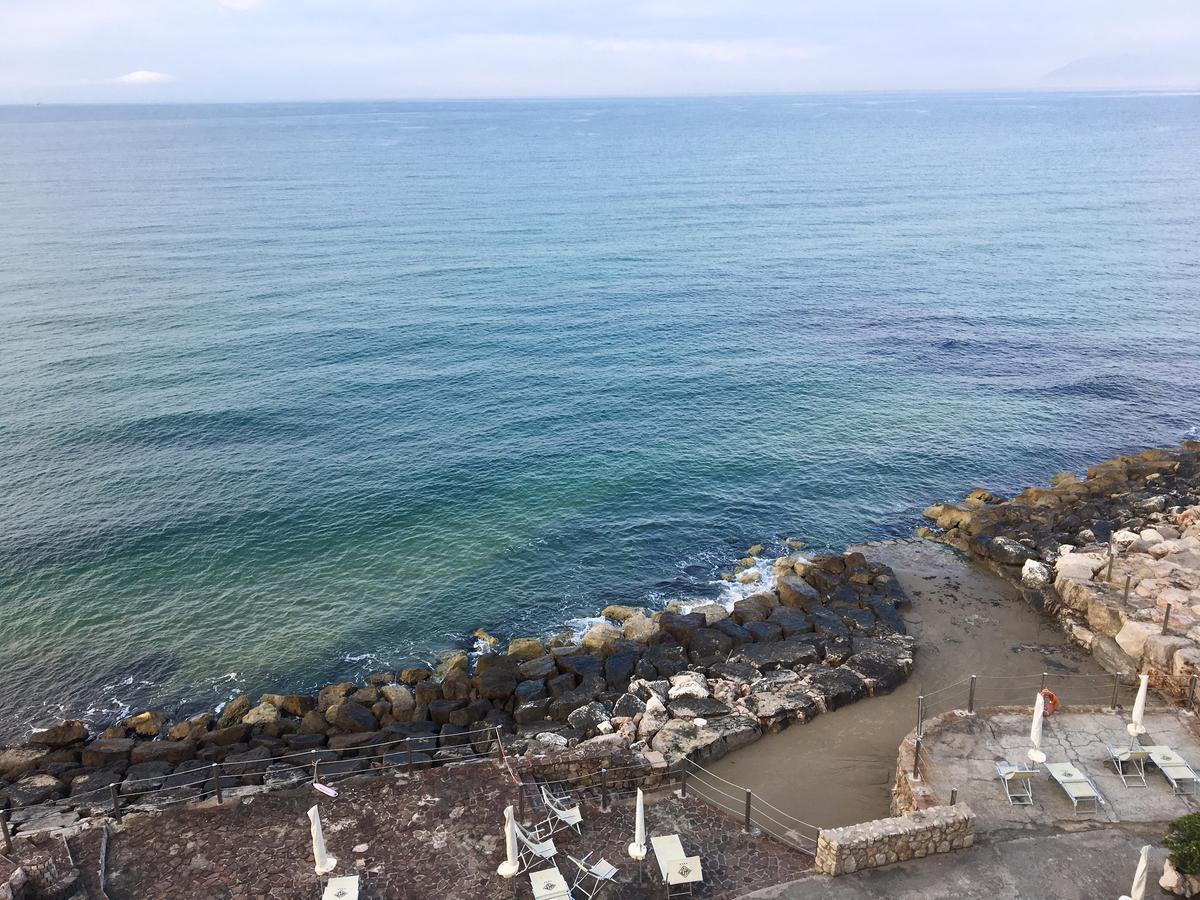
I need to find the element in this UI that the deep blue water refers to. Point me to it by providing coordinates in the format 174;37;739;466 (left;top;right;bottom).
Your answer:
1;93;1198;740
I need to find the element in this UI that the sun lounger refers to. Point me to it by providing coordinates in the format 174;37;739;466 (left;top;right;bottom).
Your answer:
995;762;1038;805
515;820;558;873
651;834;703;898
528;865;571;900
1107;745;1151;788
538;784;583;836
568;851;619;899
1142;745;1200;795
1044;762;1102;816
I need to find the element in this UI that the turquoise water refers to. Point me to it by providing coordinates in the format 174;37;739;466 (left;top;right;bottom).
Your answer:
1;93;1198;739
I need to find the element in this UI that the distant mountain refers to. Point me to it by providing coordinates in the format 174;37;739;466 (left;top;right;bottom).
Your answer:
1042;50;1200;90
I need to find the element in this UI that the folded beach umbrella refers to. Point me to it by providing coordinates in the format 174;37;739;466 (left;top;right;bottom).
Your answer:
1118;844;1151;900
497;804;520;877
1027;691;1047;764
307;805;337;875
1128;673;1149;744
628;788;647;861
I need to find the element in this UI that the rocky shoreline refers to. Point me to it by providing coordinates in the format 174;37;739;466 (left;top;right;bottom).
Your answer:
922;440;1200;692
0;547;914;835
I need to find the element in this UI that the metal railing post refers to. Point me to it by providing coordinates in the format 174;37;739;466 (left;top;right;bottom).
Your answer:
1111;672;1122;709
406;737;413;772
1123;575;1131;606
681;766;688;798
1163;604;1173;635
744;789;752;833
518;778;525;823
110;784;123;823
1105;544;1115;582
494;726;503;762
601;768;609;811
1;811;12;856
967;675;977;714
950;789;958;806
1190;675;1198;713
916;694;925;738
1040;672;1048;691
213;763;223;803
912;738;922;780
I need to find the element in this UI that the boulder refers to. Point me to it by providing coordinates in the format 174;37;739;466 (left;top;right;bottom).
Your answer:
603;604;647;622
1091;635;1140;679
515;679;548;704
518;654;558;681
121;760;174;794
241;702;281;728
332;703;378;734
199;725;250;747
440;667;472;701
605;651;639;689
711;618;752;646
658;612;705;645
1021;559;1053;589
380;683;415;718
731;641;821;671
637;696;670;740
800;666;868;711
732;594;776;624
223;746;273;783
645;644;688;678
566;702;610;737
690;603;729;625
843;649;907;694
130;740;196;766
316;683;357;714
507;637;545;661
989;537;1029;566
613;693;647;718
399;667;432;684
429;699;466;725
1115;620;1157;664
30;720;88;748
69;768;124;802
475;667;518;701
81;738;135;770
650;714;761;763
514;700;550;725
667;672;710;701
744;682;821;727
217;694;254;728
263;763;308;790
778;576;819;609
260;694;315;718
547;672;577;697
745;621;783;643
169;713;213;742
668;697;731;719
555;651;604;679
708;661;762;688
124;710;168;738
622;613;661;644
687;628;733;662
581;622;623;656
768;607;813;637
2;773;66;807
297;711;328;735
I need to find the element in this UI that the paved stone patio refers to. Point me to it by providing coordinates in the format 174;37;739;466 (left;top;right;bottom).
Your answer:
921;708;1200;830
104;761;810;899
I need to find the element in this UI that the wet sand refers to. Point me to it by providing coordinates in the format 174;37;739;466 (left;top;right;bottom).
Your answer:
707;539;1106;828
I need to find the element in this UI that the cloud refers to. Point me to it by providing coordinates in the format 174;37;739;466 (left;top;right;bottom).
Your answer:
114;70;172;85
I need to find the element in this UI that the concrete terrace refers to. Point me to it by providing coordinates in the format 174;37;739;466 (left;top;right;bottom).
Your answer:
99;762;811;899
920;707;1200;830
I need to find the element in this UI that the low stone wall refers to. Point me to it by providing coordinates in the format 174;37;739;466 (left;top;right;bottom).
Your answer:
814;804;975;876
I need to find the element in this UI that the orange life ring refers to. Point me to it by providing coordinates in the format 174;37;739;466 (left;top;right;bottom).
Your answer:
1039;688;1061;716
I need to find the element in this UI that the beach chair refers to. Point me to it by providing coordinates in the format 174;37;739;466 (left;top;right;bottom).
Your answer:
568;851;619;899
538;784;583;836
651;834;703;898
995;761;1037;806
515;820;558;873
1106;745;1151;788
1143;745;1200;795
1044;762;1103;816
321;875;359;900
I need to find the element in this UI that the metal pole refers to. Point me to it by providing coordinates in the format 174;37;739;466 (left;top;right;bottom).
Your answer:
1190;675;1198;713
681;766;688;798
1106;547;1115;582
518;778;525;823
1123;575;1131;606
1163;604;1173;635
912;738;922;780
406;737;413;772
0;811;12;856
1040;672;1048;691
967;675;977;714
744;789;752;833
601;768;609;811
494;726;503;762
110;784;123;823
916;694;925;738
213;763;223;803
950;789;958;806
1111;672;1122;709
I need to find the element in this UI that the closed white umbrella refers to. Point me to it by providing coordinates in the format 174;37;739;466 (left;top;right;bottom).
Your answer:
1119;844;1151;900
1128;674;1149;745
497;804;520;877
628;788;647;860
307;805;337;875
1028;691;1047;764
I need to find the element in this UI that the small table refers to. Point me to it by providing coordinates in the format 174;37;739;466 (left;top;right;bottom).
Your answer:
322;876;359;900
529;865;570;900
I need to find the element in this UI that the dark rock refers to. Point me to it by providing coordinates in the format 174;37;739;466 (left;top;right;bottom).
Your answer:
3;773;66;806
377;750;432;771
547;673;577;697
831;605;876;630
731;641;820;671
555;653;604;679
566;702;610;736
199;726;250;747
439;724;470;748
777;576;819;609
296;711;328;735
710;618;752;646
732;594;775;624
645;644;688;678
316;683;356;714
810;607;851;639
333;703;378;734
604;651;639;689
803;568;843;596
612;693;647;718
263;763;308;790
70;768;125;803
81;738;135;770
633;658;658;681
224;746;273;783
844;650;906;694
518;655;558;681
30;720;88;748
483;708;516;733
708;660;762;688
0;746;49;781
440;668;472;701
328;732;376;751
161;759;213;792
548;690;593;722
687;628;734;662
514;700;551;725
429;699;466;725
768;607;813;637
668;697;731;719
318;757;369;778
475;668;518;701
867;598;906;634
515;679;548;704
744;621;783;643
989;536;1029;565
658;612;705;645
121;761;173;794
800;666;868;710
217;694;253;728
130;740;196;766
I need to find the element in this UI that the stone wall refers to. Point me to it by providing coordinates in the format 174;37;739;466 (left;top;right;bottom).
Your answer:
814;804;975;876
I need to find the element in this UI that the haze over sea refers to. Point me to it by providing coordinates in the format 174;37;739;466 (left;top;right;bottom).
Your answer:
1;93;1198;740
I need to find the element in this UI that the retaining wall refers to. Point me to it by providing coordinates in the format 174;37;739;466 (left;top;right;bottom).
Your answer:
814;804;975;876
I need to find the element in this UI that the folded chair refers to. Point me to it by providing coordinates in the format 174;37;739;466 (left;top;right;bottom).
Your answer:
1044;762;1103;816
1143;745;1200;795
539;784;583;836
1106;745;1151;788
568;852;619;899
651;834;703;899
995;762;1037;806
515;820;558;874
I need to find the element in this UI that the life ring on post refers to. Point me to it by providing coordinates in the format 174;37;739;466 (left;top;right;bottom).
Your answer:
1039;688;1061;716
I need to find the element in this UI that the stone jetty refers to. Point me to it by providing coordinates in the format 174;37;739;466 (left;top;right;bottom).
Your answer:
0;548;913;834
922;441;1200;692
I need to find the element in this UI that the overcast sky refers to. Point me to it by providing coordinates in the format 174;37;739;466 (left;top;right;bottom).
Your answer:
3;0;1200;104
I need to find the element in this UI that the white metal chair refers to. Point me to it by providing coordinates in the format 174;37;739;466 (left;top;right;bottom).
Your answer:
515;820;559;873
568;852;619;899
995;761;1037;806
1107;745;1150;788
539;784;584;836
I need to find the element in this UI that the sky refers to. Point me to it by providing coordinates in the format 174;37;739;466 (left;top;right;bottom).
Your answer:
3;0;1200;103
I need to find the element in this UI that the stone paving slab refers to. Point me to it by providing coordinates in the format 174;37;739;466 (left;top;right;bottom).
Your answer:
922;708;1200;830
104;762;810;899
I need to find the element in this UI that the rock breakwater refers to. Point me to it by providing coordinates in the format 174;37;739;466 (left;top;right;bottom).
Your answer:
0;547;913;835
922;441;1200;694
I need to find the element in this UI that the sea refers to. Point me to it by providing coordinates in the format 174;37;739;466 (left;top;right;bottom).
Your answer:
1;92;1198;741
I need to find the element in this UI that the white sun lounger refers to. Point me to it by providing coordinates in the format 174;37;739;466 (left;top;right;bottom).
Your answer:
515;820;558;873
321;876;359;900
1044;762;1102;816
568;851;619;899
1106;745;1151;788
539;784;584;836
651;834;703;898
1142;745;1200;795
995;762;1038;806
528;865;571;900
